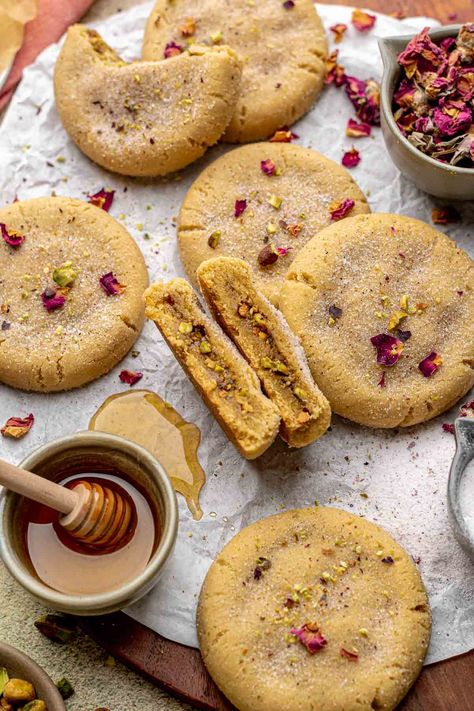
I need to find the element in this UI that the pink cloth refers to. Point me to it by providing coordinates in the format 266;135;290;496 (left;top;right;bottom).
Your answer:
0;0;95;111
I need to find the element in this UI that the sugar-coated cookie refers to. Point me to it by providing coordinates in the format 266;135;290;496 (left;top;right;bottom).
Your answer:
142;0;327;143
178;143;370;305
144;278;280;459
54;25;242;176
279;213;474;427
197;257;331;447
198;506;431;711
0;197;148;391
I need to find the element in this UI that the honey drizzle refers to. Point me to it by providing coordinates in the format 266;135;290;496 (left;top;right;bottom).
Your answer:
89;390;205;520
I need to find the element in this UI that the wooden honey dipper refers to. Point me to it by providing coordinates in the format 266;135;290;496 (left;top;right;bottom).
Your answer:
0;458;135;549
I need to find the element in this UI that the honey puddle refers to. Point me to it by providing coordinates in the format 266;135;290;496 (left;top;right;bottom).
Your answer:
89;390;205;520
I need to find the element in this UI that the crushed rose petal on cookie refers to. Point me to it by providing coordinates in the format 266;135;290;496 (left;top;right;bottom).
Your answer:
276;246;291;257
325;50;346;86
41;288;66;311
119;370;143;386
345;75;381;125
1;223;25;247
330;23;348;43
393;24;474;167
352;8;376;31
234;199;247;217
88;188;115;212
382;556;394;564
260;159;277;176
164;41;183;58
269;127;299;143
418;351;442;377
342;147;361;167
100;271;125;296
282;0;295;8
1;413;34;439
346;118;372;137
378;371;386;388
329;198;355;220
329;305;343;320
291;623;327;654
340;647;359;661
396;329;412;342
459;399;474;417
431;206;461;224
371;334;404;366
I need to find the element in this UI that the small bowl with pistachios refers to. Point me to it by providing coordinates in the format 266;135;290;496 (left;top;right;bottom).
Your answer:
0;643;65;711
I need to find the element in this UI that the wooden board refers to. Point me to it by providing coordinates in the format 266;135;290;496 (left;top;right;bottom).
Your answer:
78;0;473;708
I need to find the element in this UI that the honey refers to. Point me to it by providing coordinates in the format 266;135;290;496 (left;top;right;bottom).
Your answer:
89;390;206;520
23;471;156;595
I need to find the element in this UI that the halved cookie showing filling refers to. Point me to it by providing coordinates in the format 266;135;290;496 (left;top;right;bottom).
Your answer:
197;257;331;447
144;278;280;459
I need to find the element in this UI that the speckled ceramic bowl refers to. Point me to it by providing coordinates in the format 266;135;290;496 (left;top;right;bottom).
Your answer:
0;431;178;615
379;25;474;201
0;641;66;711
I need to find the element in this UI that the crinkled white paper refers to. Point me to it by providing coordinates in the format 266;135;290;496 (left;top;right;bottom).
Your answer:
0;2;473;665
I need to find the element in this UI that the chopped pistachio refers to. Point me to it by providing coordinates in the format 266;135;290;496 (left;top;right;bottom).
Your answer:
399;294;409;311
0;668;8;695
208;230;221;248
266;222;277;234
293;387;306;400
274;361;289;375
261;356;273;369
200;340;212;353
268;194;282;209
23;702;47;711
3;679;35;704
210;30;222;43
178;321;193;334
53;265;77;287
55;678;74;700
253;312;266;326
358;628;369;637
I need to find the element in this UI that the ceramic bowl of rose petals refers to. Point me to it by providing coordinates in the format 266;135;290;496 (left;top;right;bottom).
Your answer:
379;24;474;200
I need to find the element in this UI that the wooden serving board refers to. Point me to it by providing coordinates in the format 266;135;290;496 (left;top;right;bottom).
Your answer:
78;0;473;708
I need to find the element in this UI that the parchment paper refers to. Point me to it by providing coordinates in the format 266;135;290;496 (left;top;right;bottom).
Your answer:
0;2;473;665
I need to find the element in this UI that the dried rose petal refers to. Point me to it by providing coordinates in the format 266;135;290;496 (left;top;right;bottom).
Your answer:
418;351;442;377
345;75;380;125
100;272;125;296
41;288;66;311
329;305;342;320
329;198;355;221
260;159;277;176
340;647;359;661
371;334;404;366
351;8;376;31
88;188;115;212
291;623;327;654
282;0;295;8
1;223;25;248
382;556;394;564
397;28;444;81
325;50;346;87
460;400;474;418
342;147;360;168
396;329;412;342
1;413;34;439
330;23;347;43
346;118;371;137
234;199;247;218
431;206;460;224
269;127;299;143
378;371;386;388
164;42;183;58
442;423;455;434
1;321;10;331
276;246;291;257
119;370;143;386
433;103;472;137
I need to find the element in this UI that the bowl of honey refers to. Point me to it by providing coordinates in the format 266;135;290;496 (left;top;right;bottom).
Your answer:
0;431;178;615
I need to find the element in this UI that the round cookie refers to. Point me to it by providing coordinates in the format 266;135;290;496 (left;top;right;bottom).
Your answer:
54;25;242;177
279;213;474;428
198;507;431;711
142;0;327;143
0;197;148;392
178;143;370;305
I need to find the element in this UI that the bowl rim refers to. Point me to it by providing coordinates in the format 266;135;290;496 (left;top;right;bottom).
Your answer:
0;430;179;612
378;23;474;177
0;640;66;710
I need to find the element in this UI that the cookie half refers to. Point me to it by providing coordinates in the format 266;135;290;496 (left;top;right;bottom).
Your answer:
198;506;431;711
279;213;474;428
197;257;331;447
144;278;280;459
54;25;242;176
0;197;148;391
142;0;327;143
178;143;370;305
